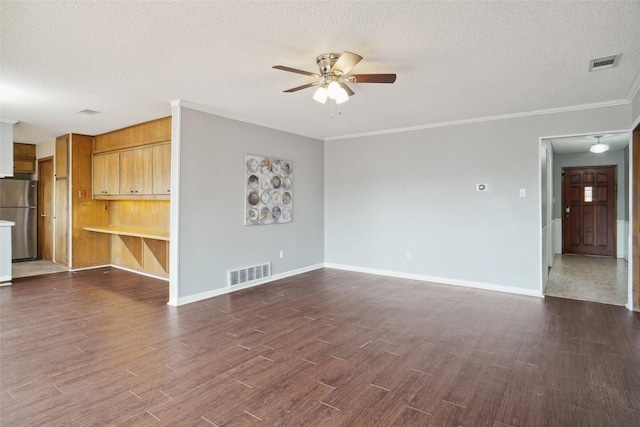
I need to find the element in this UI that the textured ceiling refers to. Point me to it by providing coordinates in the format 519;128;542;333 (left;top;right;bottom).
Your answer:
2;1;640;144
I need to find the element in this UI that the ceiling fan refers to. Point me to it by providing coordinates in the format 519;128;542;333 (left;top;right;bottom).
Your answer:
273;51;396;105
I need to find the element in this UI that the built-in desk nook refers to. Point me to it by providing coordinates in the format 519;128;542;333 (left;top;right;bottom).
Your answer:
84;225;169;273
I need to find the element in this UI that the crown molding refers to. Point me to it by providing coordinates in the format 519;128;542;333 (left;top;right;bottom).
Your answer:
170;99;323;141
325;99;631;141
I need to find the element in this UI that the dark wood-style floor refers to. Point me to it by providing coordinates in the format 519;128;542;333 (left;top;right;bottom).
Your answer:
1;268;639;426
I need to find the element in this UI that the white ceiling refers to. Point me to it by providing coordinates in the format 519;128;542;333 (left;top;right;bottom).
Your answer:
2;1;640;144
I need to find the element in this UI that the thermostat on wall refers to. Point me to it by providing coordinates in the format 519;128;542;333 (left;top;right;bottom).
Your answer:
476;183;488;192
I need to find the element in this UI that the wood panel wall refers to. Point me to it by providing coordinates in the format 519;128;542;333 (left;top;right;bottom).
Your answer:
71;134;110;268
633;128;639;311
93;117;171;279
94;117;171;153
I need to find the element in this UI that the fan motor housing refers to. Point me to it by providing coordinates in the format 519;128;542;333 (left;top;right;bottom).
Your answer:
316;53;341;75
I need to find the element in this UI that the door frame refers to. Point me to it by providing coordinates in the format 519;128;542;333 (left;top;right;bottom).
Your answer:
37;156;54;260
538;129;632;309
561;165;617;257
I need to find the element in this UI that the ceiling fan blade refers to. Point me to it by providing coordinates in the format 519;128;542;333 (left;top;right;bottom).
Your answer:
340;83;355;97
283;82;319;93
350;74;397;83
273;65;320;78
331;51;363;75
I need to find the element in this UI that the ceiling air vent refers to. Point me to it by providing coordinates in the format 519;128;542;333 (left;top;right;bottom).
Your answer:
588;54;621;71
77;109;101;115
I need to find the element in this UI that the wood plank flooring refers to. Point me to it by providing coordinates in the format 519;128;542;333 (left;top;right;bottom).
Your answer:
1;267;639;426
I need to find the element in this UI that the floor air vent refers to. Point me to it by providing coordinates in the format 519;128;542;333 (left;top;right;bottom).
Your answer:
228;263;271;287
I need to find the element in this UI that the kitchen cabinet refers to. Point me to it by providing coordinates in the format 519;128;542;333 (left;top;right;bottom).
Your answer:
120;147;152;195
55;135;69;178
152;143;171;195
93;152;120;196
0;220;15;284
13;143;36;173
0;120;16;177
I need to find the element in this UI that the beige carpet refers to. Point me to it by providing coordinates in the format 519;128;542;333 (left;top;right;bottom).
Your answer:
545;254;628;306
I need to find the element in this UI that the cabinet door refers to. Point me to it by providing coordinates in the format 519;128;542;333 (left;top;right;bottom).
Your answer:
152;144;171;195
103;152;120;195
92;154;106;196
135;147;152;195
55;135;69;178
55;178;69;266
119;150;136;195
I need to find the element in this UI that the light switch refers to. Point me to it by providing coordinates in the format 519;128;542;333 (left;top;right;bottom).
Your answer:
520;189;526;197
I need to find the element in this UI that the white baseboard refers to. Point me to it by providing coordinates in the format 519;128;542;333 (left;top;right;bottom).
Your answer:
70;264;170;282
324;263;544;298
172;263;325;306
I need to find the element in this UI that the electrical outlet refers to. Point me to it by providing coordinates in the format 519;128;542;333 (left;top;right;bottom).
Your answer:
406;251;412;259
280;250;284;259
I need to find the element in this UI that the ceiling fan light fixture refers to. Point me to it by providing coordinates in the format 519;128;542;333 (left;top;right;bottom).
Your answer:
326;80;342;100
313;86;328;104
334;87;349;104
589;135;609;153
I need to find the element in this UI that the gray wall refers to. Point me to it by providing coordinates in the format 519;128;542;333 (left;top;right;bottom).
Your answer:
325;105;630;292
552;149;627;220
177;107;324;299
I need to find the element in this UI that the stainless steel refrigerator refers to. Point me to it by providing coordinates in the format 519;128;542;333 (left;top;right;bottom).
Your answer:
0;179;37;260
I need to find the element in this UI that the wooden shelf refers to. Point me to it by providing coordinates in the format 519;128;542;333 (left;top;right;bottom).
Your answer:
83;225;169;241
84;225;169;272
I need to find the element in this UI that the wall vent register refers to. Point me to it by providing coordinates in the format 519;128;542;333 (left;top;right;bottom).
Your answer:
228;263;271;287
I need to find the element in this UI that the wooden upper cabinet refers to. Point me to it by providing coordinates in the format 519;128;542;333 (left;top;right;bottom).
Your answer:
93;152;119;197
152;143;171;195
120;147;152;195
55;135;69;178
13;143;37;173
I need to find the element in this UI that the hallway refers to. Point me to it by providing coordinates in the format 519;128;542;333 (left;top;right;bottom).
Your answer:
545;254;628;306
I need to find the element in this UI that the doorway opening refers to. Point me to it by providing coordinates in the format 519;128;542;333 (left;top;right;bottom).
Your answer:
13;156;69;280
541;132;630;306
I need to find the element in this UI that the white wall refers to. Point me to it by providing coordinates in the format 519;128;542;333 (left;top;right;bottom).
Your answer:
325;104;630;294
174;105;324;304
36;140;55;159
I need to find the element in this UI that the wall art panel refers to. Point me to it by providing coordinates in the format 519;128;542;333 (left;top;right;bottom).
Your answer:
245;154;292;225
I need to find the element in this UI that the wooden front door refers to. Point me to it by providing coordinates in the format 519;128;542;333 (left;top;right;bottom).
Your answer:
562;166;616;257
37;157;54;261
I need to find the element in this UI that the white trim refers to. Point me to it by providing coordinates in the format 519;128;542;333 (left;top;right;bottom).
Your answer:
324;263;544;298
109;264;170;281
175;263;325;306
0;276;11;284
69;264;109;272
171;99;323;141
325;100;630;141
69;263;170;281
168;102;181;306
0;119;18;124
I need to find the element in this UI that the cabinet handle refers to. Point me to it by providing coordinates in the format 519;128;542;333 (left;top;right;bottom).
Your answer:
167;189;170;193
130;190;134;193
